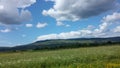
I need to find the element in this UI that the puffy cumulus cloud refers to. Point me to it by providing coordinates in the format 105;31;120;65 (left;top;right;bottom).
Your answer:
20;10;32;22
36;22;48;28
16;0;36;8
43;0;116;23
56;21;64;26
37;34;59;41
0;28;11;33
0;27;18;33
0;0;36;25
26;23;33;28
95;12;120;33
56;21;70;27
113;26;120;32
36;30;92;41
36;12;120;41
36;26;119;41
102;12;120;23
87;12;120;37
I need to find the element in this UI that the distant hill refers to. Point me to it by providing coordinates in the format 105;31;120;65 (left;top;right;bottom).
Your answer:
0;37;120;52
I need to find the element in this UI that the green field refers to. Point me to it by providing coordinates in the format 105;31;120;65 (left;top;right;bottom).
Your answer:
0;45;120;68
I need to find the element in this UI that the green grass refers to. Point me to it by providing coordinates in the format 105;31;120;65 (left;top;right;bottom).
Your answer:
0;45;120;68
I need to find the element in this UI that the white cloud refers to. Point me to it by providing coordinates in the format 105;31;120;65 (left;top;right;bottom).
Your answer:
26;23;33;28
37;34;58;41
96;12;120;33
56;21;71;27
36;30;92;41
36;22;48;28
0;28;11;33
0;5;4;9
36;12;120;41
0;26;19;33
43;0;116;24
56;21;64;26
20;10;32;22
102;12;120;23
0;0;36;25
17;0;36;8
36;26;120;41
113;26;120;32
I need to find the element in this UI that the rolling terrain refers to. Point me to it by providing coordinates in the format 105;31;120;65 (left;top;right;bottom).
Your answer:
0;37;120;52
0;37;120;68
0;45;120;68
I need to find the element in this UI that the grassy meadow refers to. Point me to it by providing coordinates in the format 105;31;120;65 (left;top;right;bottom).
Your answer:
0;45;120;68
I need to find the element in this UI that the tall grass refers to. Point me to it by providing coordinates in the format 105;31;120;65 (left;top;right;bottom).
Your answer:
0;45;120;68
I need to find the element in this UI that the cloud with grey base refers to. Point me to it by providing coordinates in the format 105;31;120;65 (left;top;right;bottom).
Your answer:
37;12;120;41
0;0;36;25
43;0;117;24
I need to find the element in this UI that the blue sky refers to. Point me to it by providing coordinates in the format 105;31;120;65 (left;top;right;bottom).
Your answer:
0;0;120;47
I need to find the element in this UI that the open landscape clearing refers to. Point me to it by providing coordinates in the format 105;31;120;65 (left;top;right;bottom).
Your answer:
0;0;120;68
0;45;120;68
